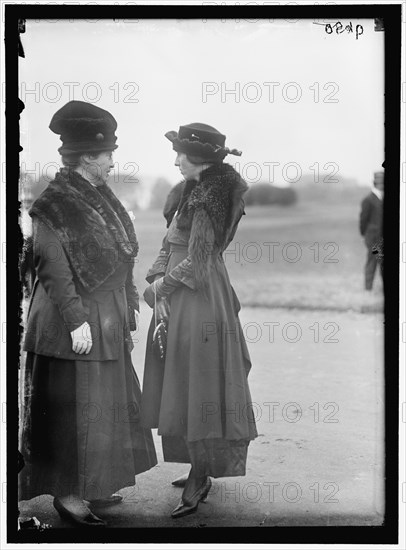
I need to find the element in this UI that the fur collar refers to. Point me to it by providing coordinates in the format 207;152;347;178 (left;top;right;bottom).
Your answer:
175;163;247;249
29;168;138;293
168;163;248;295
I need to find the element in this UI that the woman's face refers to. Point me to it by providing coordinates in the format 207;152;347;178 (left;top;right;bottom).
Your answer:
175;152;204;181
83;150;114;184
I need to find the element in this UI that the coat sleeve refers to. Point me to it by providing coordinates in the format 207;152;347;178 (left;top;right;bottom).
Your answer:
33;218;90;330
162;208;216;291
359;196;371;236
160;186;246;294
145;234;171;284
166;189;246;292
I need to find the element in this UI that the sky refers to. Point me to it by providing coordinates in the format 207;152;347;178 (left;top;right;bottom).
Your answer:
19;18;384;192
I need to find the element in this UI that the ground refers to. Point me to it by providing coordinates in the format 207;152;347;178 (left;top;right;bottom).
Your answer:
133;195;384;313
18;196;385;529
19;306;384;528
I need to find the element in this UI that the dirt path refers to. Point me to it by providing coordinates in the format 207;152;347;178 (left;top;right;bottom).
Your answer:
18;306;384;528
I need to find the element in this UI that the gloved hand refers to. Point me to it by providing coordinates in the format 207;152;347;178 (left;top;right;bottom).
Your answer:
70;321;92;354
143;274;180;308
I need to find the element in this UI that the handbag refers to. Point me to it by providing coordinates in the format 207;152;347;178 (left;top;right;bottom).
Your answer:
151;280;168;362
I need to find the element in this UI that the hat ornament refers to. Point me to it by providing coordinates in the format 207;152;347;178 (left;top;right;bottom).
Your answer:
215;146;242;157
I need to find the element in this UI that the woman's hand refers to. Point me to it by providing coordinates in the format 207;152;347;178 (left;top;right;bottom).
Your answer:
70;321;92;354
144;274;179;308
143;284;170;320
143;273;164;307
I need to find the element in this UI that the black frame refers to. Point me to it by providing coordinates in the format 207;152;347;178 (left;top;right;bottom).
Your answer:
5;2;401;545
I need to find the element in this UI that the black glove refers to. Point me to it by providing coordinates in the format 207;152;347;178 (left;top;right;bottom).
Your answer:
143;274;180;308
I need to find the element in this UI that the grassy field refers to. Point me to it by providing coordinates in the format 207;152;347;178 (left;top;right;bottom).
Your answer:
133;190;383;313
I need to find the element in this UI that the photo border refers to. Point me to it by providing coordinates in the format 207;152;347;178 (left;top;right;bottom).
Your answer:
5;2;401;545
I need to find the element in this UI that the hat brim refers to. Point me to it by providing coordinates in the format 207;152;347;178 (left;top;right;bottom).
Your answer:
164;130;227;162
58;143;118;155
164;130;178;143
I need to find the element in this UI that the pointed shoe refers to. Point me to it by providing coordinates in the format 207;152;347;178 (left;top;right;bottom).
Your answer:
171;477;212;519
53;497;106;527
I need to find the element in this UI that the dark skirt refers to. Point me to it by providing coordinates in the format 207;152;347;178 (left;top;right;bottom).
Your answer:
141;245;257;478
19;345;157;501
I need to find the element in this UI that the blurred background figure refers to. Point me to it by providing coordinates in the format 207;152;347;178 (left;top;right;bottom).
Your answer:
359;171;384;291
18;174;35;506
19;176;35;299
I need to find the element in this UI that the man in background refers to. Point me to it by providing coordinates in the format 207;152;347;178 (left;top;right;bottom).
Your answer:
359;171;384;290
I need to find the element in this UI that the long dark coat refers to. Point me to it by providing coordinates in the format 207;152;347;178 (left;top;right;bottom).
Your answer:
359;191;383;247
19;170;157;501
141;164;258;478
359;191;383;289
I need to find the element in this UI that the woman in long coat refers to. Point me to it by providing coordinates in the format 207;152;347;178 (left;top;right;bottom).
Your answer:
19;100;157;527
141;123;257;518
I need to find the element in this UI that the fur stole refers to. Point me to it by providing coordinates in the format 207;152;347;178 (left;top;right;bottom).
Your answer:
170;163;248;295
29;168;138;293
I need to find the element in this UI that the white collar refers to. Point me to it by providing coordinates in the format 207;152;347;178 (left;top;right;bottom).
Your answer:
371;187;383;200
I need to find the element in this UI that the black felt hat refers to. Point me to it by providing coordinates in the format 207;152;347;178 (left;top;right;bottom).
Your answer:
49;100;118;155
165;122;241;163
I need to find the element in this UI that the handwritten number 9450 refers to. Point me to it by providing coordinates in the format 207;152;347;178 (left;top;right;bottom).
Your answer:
314;21;364;40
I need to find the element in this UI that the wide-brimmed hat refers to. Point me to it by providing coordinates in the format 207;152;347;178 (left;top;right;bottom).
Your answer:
49;100;118;155
165;122;241;163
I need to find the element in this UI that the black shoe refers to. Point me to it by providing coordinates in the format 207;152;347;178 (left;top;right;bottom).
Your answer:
53;497;106;527
171;473;189;488
171;477;212;519
86;494;123;508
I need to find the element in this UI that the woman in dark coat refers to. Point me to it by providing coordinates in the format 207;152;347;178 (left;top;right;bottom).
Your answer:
19;101;157;527
141;123;257;518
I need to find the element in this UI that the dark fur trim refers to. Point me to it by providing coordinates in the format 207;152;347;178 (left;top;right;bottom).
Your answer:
176;163;247;243
176;163;248;294
29;168;138;293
